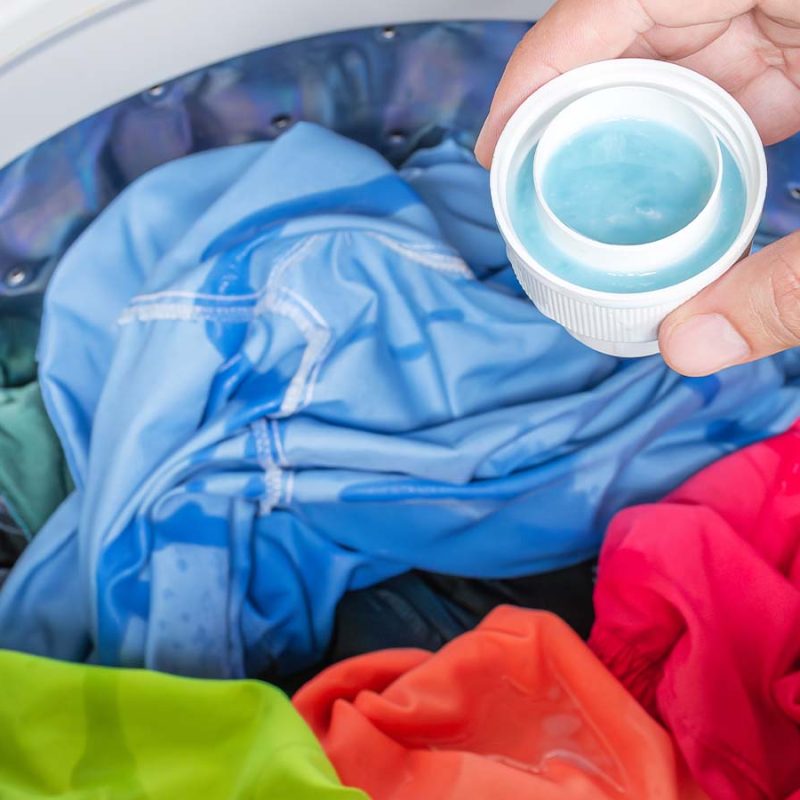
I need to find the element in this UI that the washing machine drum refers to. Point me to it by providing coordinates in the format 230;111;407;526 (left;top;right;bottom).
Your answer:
1;9;800;800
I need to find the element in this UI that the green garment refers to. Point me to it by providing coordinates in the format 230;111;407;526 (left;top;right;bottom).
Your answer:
0;312;72;538
0;311;39;387
0;382;72;537
0;649;367;799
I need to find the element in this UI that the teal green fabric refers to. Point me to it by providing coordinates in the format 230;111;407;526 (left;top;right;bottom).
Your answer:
0;312;71;539
0;312;38;387
0;648;366;799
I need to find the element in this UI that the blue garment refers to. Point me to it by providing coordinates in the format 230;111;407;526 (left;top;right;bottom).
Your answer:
2;124;800;679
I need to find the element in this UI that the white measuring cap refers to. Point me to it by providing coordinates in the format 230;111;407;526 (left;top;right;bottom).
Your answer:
491;59;767;358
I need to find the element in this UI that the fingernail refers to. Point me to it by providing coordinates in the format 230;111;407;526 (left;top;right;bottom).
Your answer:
662;313;750;375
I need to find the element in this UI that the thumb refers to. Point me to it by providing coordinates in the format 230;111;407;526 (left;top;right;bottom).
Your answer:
659;232;800;376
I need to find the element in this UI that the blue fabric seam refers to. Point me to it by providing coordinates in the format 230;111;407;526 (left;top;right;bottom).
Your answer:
117;232;472;328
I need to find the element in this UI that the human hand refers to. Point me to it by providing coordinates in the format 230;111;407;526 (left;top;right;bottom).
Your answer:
476;0;800;375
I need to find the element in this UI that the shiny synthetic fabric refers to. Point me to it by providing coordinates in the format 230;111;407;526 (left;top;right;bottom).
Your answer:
0;649;364;800
419;561;597;639
2;21;798;304
275;561;597;693
3;124;800;679
294;607;706;800
590;426;800;800
0;22;531;301
276;573;477;694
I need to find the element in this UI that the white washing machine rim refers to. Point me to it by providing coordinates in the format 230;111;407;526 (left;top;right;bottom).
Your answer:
0;0;551;170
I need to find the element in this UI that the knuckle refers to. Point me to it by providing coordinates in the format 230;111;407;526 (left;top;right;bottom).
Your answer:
767;240;800;344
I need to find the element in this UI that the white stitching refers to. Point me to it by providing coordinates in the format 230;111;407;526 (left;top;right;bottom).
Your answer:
270;419;288;467
115;226;465;509
265;464;282;511
119;230;469;324
123;238;317;314
283;470;295;506
127;289;265;304
266;235;322;292
264;288;331;416
119;303;255;324
366;232;473;277
252;418;271;467
252;417;284;512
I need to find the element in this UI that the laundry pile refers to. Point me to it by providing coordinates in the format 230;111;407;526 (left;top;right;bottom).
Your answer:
0;120;798;799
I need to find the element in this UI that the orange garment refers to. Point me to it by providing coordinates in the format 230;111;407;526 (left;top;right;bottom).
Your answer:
295;606;705;800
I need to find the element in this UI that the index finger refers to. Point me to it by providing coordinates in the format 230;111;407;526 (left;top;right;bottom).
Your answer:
475;0;653;167
476;0;758;167
474;0;653;167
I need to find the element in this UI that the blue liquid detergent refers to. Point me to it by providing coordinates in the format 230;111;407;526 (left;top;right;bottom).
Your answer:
510;120;747;293
542;120;715;245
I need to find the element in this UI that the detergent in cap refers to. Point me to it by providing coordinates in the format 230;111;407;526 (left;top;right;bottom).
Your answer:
490;59;767;357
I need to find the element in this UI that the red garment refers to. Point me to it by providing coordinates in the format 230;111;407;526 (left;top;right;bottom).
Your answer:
295;607;704;799
590;426;800;800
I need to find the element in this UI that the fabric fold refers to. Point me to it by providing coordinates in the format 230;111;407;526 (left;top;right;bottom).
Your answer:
0;648;365;799
294;607;707;800
2;124;800;678
590;425;800;800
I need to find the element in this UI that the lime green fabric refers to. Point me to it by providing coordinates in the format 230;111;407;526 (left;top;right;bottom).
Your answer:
0;649;366;799
0;312;72;539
